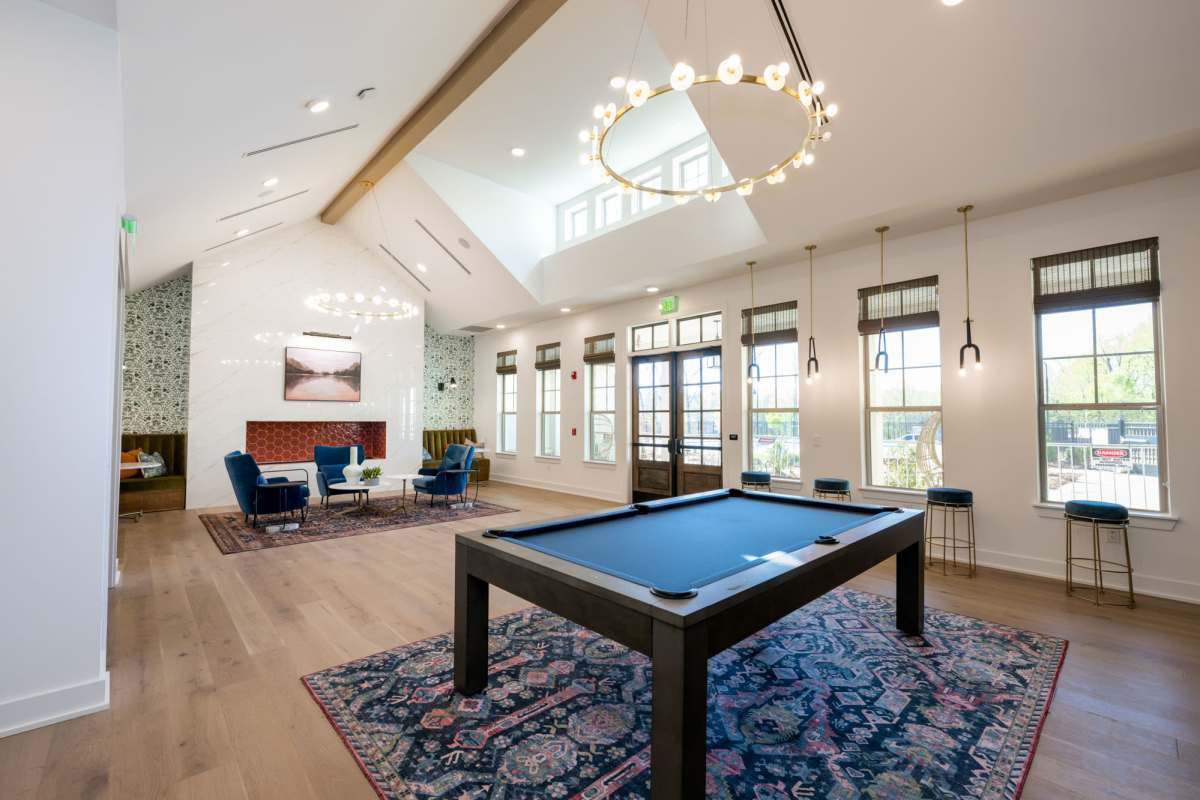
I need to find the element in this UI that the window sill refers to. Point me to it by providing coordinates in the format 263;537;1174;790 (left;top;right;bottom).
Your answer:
1032;502;1178;531
859;486;926;507
534;455;561;463
495;451;517;459
583;459;617;467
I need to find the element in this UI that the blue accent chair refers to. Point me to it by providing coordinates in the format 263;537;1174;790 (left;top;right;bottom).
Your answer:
314;444;365;507
224;451;310;527
413;444;475;507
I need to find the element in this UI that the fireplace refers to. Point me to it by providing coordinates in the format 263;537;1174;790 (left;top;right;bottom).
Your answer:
245;420;386;464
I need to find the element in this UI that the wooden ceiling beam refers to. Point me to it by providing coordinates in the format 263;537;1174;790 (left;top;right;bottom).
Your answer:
320;0;567;224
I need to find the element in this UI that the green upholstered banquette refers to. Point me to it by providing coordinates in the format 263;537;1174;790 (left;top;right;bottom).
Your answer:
120;433;187;513
422;428;489;482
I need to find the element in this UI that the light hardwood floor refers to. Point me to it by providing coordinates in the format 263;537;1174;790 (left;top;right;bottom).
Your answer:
2;483;1199;799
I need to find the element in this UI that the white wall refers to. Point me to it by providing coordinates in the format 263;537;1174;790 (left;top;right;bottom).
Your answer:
187;219;425;508
0;0;123;736
476;168;1200;603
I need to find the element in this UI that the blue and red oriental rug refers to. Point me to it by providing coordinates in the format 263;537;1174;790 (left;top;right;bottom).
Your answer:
303;588;1065;799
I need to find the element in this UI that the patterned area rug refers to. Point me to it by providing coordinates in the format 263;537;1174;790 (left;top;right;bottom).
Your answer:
304;589;1066;799
199;496;517;554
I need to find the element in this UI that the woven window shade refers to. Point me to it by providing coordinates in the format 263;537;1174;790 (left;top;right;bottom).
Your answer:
857;275;939;334
535;342;561;370
740;301;798;345
1033;237;1159;312
583;333;616;363
495;350;517;375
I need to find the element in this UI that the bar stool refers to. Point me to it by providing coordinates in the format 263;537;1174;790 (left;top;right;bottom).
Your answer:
924;487;976;577
1065;500;1135;608
812;478;852;502
740;470;772;492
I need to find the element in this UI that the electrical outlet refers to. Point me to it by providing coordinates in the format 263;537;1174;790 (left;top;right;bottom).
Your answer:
1106;530;1121;544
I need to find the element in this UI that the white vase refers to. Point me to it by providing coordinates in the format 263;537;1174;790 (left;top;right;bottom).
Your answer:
342;460;364;484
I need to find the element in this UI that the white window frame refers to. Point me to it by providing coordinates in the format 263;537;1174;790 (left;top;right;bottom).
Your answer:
585;361;616;463
673;143;710;191
563;202;588;242
748;341;801;479
497;372;518;454
595;190;623;230
536;367;561;458
631;168;663;213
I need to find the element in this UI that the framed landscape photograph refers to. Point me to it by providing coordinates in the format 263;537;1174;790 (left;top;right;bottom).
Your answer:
284;347;362;402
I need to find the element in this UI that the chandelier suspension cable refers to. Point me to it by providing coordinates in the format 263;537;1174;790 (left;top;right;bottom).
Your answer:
747;260;760;383
874;225;890;372
805;244;820;382
957;203;982;373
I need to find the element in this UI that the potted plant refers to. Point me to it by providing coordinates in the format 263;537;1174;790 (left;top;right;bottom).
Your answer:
361;466;382;486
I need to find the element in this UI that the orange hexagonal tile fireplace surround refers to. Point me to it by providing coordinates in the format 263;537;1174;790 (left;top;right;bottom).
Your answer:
245;421;386;464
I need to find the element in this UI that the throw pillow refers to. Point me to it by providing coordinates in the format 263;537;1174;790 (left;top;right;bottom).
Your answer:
421;447;433;461
138;451;167;478
120;448;143;479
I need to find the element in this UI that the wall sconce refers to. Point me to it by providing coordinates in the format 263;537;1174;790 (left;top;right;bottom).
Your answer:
437;377;459;392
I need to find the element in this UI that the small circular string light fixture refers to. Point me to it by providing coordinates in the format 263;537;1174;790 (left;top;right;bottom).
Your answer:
956;204;983;375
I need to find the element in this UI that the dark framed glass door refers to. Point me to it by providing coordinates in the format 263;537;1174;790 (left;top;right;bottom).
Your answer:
631;348;723;502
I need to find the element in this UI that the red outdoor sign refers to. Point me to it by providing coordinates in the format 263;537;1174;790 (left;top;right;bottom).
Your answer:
1093;447;1129;458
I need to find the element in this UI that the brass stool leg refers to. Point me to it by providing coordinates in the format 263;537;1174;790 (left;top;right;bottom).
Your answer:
1065;516;1073;596
1092;520;1103;606
1122;523;1136;608
967;504;977;577
951;504;960;572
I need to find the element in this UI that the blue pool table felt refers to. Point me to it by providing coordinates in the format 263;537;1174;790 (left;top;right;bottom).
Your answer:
491;496;890;596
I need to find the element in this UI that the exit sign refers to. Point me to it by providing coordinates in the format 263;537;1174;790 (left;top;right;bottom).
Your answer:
658;295;679;315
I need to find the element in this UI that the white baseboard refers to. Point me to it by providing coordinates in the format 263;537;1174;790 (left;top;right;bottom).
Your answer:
489;473;627;505
975;547;1200;605
0;671;110;739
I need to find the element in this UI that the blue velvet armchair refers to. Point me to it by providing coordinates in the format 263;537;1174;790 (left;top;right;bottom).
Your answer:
224;451;310;527
413;443;475;507
314;444;365;507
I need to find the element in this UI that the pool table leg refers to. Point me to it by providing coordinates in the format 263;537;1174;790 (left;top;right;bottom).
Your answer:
651;621;708;800
454;550;489;695
896;537;925;635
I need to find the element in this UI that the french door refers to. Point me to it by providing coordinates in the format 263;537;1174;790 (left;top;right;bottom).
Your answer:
631;347;723;502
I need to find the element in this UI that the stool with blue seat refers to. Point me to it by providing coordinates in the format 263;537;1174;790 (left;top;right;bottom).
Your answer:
812;477;851;502
1065;499;1135;608
924;487;976;577
740;470;772;492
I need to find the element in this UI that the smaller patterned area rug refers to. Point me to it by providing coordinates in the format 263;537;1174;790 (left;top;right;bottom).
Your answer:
304;589;1066;800
199;496;517;554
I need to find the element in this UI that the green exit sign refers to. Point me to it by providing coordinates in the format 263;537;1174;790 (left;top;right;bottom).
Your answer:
658;295;679;315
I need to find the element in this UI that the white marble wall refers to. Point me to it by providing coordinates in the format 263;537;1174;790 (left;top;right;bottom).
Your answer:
188;219;424;508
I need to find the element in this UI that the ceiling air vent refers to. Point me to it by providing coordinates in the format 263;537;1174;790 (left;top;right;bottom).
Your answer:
243;124;359;158
459;325;491;333
218;190;309;222
414;218;471;275
203;222;282;251
379;244;430;292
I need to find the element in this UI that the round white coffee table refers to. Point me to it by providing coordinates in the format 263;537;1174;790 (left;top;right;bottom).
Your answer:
339;479;407;515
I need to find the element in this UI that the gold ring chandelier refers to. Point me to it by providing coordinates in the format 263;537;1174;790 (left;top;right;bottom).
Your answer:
578;55;838;203
304;291;419;321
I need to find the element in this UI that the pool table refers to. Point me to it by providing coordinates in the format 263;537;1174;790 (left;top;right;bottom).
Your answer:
453;488;924;799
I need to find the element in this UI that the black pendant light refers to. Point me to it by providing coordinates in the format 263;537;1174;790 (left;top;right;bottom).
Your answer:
746;260;760;383
874;225;890;372
804;244;821;384
957;204;982;375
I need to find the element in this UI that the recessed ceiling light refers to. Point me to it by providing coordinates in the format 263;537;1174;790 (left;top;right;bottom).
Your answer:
416;263;428;272
220;261;230;267
941;0;963;5
263;177;279;188
609;76;626;89
496;324;507;329
645;286;659;293
560;307;571;313
510;147;526;157
306;99;331;114
235;228;250;237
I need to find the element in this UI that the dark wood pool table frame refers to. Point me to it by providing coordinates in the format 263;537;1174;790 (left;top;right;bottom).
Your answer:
453;489;924;800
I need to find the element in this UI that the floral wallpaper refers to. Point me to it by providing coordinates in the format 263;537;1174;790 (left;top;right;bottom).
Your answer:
122;272;191;434
423;324;474;429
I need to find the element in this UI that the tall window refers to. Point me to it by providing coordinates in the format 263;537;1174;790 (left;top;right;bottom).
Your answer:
596;191;622;229
858;276;942;490
632;321;669;352
743;301;800;478
631;169;662;213
496;350;518;453
1034;238;1166;512
675;145;709;190
564;202;588;242
677;311;722;346
535;342;561;457
585;334;617;462
749;343;801;478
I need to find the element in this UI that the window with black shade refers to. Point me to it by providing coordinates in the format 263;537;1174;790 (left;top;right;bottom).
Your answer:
584;334;617;462
677;311;722;346
632;321;669;352
858;277;943;490
742;301;800;478
535;343;561;457
496;350;518;453
1034;238;1167;512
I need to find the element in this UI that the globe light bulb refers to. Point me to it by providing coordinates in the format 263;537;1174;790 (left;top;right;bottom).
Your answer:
958;367;966;377
578;129;591;143
764;63;787;91
609;75;626;89
335;292;347;302
804;151;815;166
353;292;365;303
805;376;813;385
791;150;806;168
579;153;591;165
975;360;983;371
371;295;382;305
718;54;743;85
812;80;826;95
388;297;399;307
703;190;720;202
765;173;777;185
815;371;822;380
797;80;814;107
773;169;786;183
674;195;690;205
825;102;839;117
593;104;604;119
821;130;833;142
736;180;754;196
670;62;696;91
627;80;650;107
602;102;617;128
